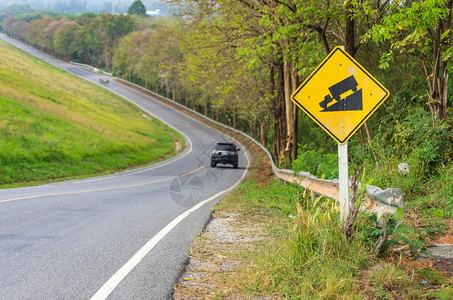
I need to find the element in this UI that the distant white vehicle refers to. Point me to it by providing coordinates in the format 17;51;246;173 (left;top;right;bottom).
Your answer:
146;9;160;16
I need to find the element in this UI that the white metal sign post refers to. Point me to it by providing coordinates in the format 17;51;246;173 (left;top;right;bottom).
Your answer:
291;46;389;223
338;142;349;223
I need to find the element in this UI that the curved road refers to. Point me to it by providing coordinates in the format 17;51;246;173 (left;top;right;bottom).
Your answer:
0;34;250;299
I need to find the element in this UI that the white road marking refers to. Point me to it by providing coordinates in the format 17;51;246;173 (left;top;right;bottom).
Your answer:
90;143;250;300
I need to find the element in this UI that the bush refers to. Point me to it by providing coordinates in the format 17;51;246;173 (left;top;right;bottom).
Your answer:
363;103;453;204
374;106;453;178
292;144;338;179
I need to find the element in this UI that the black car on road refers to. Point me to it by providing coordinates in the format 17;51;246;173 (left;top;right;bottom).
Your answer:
210;142;240;168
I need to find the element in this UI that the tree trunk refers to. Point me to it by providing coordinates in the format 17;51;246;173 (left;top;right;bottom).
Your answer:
251;122;258;140
292;60;299;157
344;0;358;57
260;120;268;147
430;0;451;120
272;61;287;166
283;56;297;162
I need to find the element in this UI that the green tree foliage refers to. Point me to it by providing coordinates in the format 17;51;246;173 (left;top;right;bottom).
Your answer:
25;17;54;50
53;20;80;60
366;0;452;120
128;0;147;16
1;4;34;15
138;23;182;98
114;30;154;75
164;0;397;164
84;13;137;68
1;1;452;194
1;12;137;68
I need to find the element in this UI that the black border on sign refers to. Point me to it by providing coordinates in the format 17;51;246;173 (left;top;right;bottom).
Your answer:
291;46;389;144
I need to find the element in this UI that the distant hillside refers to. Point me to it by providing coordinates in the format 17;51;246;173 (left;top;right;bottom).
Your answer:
0;40;181;186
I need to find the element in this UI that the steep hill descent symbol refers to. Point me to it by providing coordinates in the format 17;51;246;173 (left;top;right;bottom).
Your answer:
319;75;363;112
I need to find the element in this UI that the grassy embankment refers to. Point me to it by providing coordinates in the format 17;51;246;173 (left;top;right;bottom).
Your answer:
174;137;453;299
0;40;183;187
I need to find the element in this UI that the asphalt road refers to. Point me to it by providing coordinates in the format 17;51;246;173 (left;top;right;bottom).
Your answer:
0;34;250;299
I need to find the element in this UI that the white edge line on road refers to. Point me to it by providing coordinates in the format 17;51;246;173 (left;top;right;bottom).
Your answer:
90;146;251;300
77;67;252;299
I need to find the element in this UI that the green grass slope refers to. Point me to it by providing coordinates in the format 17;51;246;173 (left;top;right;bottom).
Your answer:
0;40;183;187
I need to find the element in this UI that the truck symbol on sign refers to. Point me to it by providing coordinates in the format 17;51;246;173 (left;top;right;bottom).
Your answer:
319;75;362;112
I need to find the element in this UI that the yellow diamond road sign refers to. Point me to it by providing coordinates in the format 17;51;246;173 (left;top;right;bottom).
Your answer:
291;46;389;144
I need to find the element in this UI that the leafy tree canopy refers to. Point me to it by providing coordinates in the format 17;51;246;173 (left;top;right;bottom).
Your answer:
1;4;34;15
128;0;147;16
